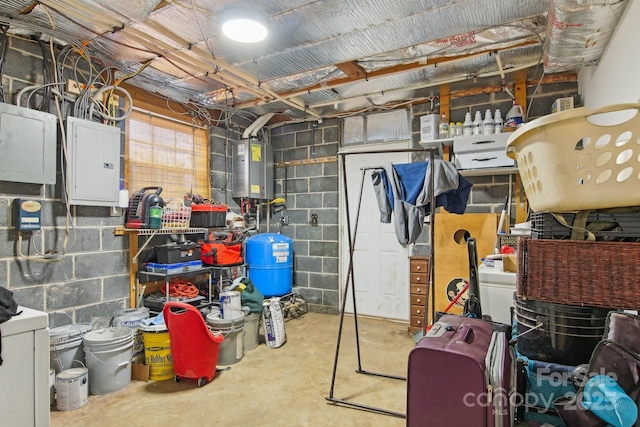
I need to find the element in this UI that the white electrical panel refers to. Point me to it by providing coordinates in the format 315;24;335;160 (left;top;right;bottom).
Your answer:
66;117;121;206
0;103;57;185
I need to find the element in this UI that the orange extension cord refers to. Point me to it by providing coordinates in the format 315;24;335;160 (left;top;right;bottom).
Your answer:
160;278;199;299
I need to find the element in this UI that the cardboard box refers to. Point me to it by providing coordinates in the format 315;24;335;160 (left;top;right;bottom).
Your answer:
502;254;517;273
552;97;574;113
420;114;439;141
131;362;150;382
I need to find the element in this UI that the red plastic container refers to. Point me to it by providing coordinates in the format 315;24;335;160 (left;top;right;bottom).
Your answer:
162;302;224;386
190;204;227;228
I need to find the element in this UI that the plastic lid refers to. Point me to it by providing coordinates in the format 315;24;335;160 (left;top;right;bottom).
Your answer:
56;367;88;379
49;323;92;344
138;323;167;332
191;203;226;212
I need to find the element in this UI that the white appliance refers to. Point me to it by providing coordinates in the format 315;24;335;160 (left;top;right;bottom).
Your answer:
0;306;49;426
478;264;517;325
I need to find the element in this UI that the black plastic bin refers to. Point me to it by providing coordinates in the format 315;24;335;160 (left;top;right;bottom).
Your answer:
514;297;613;366
155;242;201;264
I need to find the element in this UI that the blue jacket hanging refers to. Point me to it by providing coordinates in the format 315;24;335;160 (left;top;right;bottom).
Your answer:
371;160;472;246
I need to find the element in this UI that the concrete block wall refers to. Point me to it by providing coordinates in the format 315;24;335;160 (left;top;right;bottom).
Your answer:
271;76;578;313
0;36;131;327
1;36;579;319
270;120;340;314
0;36;241;327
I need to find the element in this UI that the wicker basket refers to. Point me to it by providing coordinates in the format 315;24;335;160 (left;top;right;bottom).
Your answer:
161;200;191;228
506;102;640;213
516;238;640;310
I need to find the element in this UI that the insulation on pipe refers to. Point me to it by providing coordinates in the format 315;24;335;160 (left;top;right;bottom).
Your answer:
544;0;629;73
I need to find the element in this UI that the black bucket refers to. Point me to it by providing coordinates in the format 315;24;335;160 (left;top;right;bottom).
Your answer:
514;297;613;366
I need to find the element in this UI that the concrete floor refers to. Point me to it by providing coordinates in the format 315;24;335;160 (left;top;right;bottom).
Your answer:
50;312;415;427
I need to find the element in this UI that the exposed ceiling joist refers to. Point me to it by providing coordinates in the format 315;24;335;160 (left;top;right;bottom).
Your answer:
335;61;367;80
0;0;627;125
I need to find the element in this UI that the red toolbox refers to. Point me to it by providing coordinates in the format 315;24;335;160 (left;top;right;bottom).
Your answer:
190;204;227;228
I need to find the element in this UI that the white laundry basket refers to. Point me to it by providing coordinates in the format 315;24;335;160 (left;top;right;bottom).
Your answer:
506;102;640;213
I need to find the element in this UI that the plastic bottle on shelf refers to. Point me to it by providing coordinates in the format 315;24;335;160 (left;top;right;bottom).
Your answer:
483;109;494;135
149;205;163;229
438;114;449;138
449;122;456;138
472;111;483;135
463;112;473;136
493;109;503;134
505;102;525;128
456;122;463;137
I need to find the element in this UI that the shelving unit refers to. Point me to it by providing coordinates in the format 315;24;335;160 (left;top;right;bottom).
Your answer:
418;133;519;177
208;263;247;294
137;266;214;314
114;226;208;308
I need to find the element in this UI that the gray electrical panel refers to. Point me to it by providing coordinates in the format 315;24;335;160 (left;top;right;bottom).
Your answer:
66;117;121;206
232;139;274;200
0;103;57;185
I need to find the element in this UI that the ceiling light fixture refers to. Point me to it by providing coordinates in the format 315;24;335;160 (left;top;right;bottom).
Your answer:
222;17;268;43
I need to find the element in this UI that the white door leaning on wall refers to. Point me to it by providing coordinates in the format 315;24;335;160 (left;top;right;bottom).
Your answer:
340;141;411;321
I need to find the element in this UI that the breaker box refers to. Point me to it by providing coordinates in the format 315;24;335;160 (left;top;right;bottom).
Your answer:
232;139;274;200
0;103;57;185
66;117;121;206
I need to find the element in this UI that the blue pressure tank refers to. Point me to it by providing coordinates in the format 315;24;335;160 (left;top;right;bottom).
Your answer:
245;233;293;297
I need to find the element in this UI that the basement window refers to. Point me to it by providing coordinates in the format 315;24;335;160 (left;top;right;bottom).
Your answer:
342;109;410;146
126;109;210;202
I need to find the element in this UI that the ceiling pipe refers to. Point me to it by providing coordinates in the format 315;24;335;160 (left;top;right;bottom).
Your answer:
236;42;539;110
495;52;506;80
308;60;539;110
243;113;275;139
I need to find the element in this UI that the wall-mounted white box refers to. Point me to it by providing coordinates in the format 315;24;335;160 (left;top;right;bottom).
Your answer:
420;114;440;141
0;103;57;185
552;97;574;113
66;117;121;206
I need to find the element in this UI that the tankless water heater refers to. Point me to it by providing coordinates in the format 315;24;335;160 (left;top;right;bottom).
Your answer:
232;138;274;200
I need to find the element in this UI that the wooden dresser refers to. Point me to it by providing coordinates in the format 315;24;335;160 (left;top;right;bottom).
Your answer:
408;255;430;335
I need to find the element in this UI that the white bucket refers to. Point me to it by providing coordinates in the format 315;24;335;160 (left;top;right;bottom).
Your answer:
49;323;92;373
243;313;261;351
83;327;134;395
55;367;89;411
220;291;242;319
49;369;56;408
206;312;244;365
112;307;149;364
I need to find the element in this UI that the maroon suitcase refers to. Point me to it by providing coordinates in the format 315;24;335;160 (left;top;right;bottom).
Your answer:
407;315;514;427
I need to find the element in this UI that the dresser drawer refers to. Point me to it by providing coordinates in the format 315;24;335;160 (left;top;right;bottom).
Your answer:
453;133;509;154
410;259;429;274
410;304;425;317
410;315;425;328
410;283;427;295
410;294;426;306
410;272;428;285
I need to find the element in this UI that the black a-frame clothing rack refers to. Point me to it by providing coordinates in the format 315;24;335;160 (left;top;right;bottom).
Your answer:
325;146;438;418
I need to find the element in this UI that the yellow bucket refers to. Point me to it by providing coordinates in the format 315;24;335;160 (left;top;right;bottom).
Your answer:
140;324;174;381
